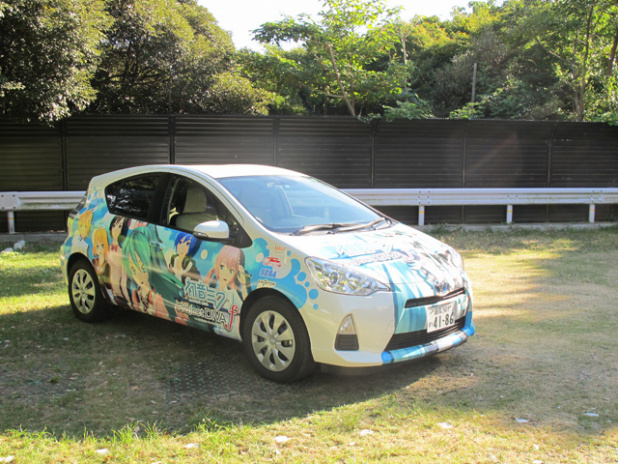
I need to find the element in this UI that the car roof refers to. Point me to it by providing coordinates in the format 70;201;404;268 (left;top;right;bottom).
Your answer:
182;164;302;179
91;164;304;185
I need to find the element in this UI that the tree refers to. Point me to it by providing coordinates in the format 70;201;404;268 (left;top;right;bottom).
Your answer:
0;0;110;123
517;0;618;121
90;0;271;115
252;0;414;118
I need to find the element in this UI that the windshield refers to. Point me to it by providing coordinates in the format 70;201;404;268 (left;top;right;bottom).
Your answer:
219;175;387;234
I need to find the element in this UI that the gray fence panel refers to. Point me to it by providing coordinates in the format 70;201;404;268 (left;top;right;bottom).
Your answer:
0;122;65;232
276;118;372;188
175;116;275;165
551;123;618;187
65;116;171;190
464;121;553;188
374;120;465;188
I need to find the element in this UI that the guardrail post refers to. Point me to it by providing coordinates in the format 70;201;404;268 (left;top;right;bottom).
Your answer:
7;211;15;234
418;205;425;226
589;204;596;223
506;205;513;224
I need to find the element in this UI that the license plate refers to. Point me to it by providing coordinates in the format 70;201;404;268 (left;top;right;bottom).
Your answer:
427;303;456;333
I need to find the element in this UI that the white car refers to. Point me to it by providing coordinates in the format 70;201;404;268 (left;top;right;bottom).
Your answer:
60;164;475;382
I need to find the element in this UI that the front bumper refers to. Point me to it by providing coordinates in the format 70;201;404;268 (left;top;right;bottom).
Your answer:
303;287;474;369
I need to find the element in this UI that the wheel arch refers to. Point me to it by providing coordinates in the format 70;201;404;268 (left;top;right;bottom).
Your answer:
239;288;303;341
66;252;92;275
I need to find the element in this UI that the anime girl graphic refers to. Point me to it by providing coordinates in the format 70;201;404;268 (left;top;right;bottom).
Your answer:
71;210;93;255
92;227;111;287
123;226;183;321
168;233;200;284
107;216;130;304
205;245;251;315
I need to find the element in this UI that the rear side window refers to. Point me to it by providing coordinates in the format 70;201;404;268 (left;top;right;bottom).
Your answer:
105;174;163;220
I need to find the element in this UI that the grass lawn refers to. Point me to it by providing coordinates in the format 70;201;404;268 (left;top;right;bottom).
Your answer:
0;228;617;463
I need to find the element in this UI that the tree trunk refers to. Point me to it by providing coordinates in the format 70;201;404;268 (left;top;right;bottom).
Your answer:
608;24;618;75
326;43;356;117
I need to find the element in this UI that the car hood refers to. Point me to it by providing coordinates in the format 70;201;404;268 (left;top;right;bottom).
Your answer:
280;223;468;293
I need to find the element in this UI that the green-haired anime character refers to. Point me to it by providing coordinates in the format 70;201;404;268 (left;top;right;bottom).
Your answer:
123;226;183;321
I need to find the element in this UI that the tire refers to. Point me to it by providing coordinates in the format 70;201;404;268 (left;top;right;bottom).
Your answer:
242;295;315;383
68;260;110;322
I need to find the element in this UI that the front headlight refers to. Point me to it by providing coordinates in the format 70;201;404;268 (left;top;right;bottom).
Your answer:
305;257;390;296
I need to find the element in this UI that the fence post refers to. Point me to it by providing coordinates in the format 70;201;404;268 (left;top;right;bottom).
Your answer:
169;115;176;164
506;205;513;224
7;211;15;234
418;205;425;226
589;204;596;223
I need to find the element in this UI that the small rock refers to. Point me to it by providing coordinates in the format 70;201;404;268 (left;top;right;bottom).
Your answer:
0;456;15;463
515;418;529;423
359;429;374;436
13;240;25;250
438;422;453;429
184;443;199;449
95;448;109;455
584;412;599;417
274;436;290;444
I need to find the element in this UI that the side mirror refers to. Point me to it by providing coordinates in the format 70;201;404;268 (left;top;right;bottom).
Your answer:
193;220;230;241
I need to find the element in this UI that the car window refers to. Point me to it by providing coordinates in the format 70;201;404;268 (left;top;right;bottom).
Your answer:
164;176;241;236
219;175;382;233
105;173;164;221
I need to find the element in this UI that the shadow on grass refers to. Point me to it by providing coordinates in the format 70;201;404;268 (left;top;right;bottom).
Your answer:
0;304;445;438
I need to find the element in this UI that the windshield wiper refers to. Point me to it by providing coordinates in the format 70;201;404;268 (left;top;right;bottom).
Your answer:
292;223;349;235
293;218;390;236
336;217;389;233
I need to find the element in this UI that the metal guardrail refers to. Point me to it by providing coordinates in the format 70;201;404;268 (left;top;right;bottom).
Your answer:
345;187;618;226
0;191;84;234
2;188;618;234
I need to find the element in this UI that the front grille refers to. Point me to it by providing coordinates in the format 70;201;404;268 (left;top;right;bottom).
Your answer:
405;288;465;308
385;318;465;352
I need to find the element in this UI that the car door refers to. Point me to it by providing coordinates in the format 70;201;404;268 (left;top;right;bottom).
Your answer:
104;172;179;322
155;174;252;340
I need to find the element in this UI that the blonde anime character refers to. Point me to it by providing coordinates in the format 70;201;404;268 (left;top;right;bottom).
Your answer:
92;228;110;284
71;210;93;256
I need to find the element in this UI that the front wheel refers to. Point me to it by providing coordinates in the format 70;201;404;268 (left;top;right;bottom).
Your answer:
242;295;315;383
68;260;110;322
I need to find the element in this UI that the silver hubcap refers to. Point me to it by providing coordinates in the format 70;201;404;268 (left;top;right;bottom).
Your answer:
251;310;295;372
71;269;96;314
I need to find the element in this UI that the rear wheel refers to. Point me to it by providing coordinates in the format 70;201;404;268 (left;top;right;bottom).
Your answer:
68;260;110;322
242;295;315;383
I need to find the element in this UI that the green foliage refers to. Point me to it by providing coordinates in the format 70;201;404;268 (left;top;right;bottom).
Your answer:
0;0;271;120
449;102;482;119
252;0;412;118
0;0;110;123
2;0;618;122
90;0;271;115
383;94;433;121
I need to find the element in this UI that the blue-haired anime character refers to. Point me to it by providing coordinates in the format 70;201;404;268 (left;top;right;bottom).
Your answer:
123;226;183;321
168;233;200;284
